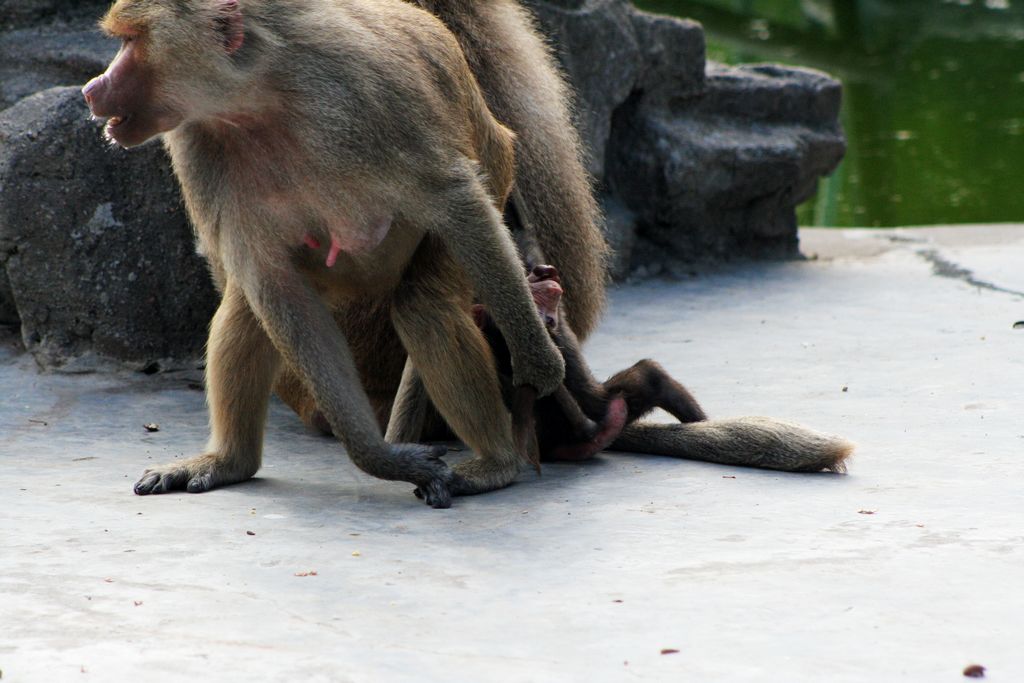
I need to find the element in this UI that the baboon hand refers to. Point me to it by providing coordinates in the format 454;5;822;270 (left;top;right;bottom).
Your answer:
511;335;565;398
388;443;453;509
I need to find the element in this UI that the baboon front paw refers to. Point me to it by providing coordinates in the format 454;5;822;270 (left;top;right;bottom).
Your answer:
133;454;254;495
513;344;566;398
413;478;453;509
392;443;452;508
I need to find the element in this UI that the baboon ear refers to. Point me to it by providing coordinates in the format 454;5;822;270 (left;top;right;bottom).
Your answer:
214;0;244;54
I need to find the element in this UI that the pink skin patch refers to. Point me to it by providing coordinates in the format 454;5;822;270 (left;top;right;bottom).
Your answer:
302;216;392;268
530;279;563;328
548;394;628;461
326;237;343;268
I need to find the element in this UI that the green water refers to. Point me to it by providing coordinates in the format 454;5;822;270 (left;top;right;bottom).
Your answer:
634;0;1024;227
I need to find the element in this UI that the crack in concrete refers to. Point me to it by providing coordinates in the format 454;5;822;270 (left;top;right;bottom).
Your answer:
917;248;1024;299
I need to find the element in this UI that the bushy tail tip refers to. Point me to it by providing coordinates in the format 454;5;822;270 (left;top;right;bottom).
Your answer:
611;417;854;473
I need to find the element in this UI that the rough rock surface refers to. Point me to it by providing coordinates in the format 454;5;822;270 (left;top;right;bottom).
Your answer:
528;0;845;267
0;0;844;369
0;88;217;370
0;0;106;31
608;62;845;263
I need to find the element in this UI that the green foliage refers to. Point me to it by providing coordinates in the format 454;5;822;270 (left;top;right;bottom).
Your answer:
635;0;1024;226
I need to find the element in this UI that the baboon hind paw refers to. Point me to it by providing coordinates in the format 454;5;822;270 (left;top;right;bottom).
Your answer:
547;394;629;461
133;454;255;495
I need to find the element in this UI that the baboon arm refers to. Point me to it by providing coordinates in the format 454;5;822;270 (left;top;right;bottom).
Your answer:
430;169;564;397
238;263;452;503
233;257;408;473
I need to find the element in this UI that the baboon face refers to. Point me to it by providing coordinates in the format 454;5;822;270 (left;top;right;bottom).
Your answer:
83;0;246;147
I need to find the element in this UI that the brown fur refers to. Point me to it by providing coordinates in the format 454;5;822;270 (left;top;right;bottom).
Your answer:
276;0;610;432
86;0;568;506
411;0;609;336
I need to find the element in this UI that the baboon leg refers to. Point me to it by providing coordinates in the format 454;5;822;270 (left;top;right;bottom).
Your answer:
391;242;523;497
551;385;600;443
385;359;430;444
274;365;332;435
338;299;408;428
604;359;708;424
135;283;281;494
544;388;628;463
510;385;540;472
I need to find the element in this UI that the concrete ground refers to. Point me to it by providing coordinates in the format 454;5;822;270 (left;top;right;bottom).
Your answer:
2;226;1022;682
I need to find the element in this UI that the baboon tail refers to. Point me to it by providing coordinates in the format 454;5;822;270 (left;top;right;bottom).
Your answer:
611;418;853;473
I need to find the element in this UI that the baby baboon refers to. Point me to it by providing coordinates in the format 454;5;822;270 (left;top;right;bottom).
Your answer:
396;265;853;473
84;0;568;507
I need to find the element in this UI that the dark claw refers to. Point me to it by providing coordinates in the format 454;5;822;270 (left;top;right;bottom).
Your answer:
133;473;157;495
133;467;190;495
187;473;213;493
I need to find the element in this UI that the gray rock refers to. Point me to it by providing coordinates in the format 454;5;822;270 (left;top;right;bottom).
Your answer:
628;9;706;109
607;62;845;265
0;87;217;370
0;267;17;325
527;2;844;271
0;0;106;30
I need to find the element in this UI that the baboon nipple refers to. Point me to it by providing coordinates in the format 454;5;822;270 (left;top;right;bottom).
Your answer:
325;236;343;267
299;234;346;267
303;215;393;267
